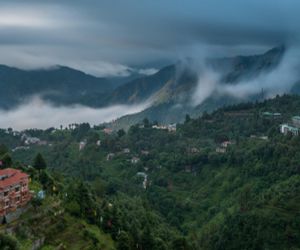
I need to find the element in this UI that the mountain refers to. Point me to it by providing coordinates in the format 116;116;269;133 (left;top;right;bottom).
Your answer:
110;46;289;128
109;46;285;106
2;94;300;249
209;46;285;83
108;65;176;104
0;46;295;129
0;65;113;109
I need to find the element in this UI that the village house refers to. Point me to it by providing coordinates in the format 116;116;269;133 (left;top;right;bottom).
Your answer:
188;147;200;154
106;153;115;161
131;157;140;164
123;148;130;154
292;116;300;128
152;124;177;132
216;147;226;153
24;137;41;145
79;140;87;151
262;112;281;118
280;124;299;136
141;150;149;155
136;172;148;189
220;141;235;148
0;168;31;217
216;140;235;153
167;124;177;132
103;128;113;135
152;125;166;130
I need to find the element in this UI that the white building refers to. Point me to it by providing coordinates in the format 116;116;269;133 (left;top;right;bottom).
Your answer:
280;124;299;136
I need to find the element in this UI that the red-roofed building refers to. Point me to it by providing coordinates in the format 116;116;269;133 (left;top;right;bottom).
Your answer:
0;168;31;216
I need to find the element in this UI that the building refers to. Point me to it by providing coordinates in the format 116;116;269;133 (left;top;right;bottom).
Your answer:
103;128;113;135
79;140;87;151
0;168;31;216
123;148;130;154
24;137;41;145
292;116;300;128
220;141;235;148
136;172;148;189
106;153;115;161
216;147;226;153
167;124;177;132
141;150;149;155
188;147;200;154
262;112;281;118
280;124;299;136
131;157;140;164
152;124;177;132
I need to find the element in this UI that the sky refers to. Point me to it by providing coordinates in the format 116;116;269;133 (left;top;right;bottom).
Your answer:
0;0;299;77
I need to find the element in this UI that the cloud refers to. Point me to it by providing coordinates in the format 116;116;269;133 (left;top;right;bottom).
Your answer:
0;0;299;76
138;68;159;76
0;96;151;130
191;69;219;106
219;49;300;98
191;48;300;106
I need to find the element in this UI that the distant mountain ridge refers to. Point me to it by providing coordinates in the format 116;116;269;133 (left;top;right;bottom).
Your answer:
1;46;298;129
109;46;295;129
0;65;112;109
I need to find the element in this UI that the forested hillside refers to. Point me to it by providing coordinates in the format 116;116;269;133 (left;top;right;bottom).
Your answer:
1;94;300;249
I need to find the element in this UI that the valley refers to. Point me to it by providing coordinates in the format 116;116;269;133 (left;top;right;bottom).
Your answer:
1;95;300;249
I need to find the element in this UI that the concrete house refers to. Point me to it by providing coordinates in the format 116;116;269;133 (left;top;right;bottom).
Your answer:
280;124;299;136
131;157;140;164
0;168;31;217
292;116;300;128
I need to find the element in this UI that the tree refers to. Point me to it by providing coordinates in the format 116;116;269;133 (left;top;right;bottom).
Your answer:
0;153;12;168
117;231;131;250
143;118;150;128
0;144;8;156
0;233;20;250
117;129;126;138
33;153;47;172
140;224;155;250
185;114;191;123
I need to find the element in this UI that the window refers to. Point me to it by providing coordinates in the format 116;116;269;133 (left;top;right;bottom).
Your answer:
15;187;20;192
16;197;20;202
4;191;8;197
5;201;9;206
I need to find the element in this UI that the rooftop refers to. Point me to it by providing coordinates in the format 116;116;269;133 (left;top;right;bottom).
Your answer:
293;116;300;120
281;124;299;131
0;168;29;189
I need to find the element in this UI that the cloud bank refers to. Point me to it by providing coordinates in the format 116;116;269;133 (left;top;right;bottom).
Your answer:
0;1;299;76
0;97;150;130
191;48;300;106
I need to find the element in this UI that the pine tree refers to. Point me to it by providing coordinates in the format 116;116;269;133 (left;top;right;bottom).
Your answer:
33;153;47;172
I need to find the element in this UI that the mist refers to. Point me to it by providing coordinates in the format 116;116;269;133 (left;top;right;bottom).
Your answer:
191;48;300;106
0;97;150;130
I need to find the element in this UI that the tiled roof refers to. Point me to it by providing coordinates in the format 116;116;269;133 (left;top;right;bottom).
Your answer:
0;168;29;189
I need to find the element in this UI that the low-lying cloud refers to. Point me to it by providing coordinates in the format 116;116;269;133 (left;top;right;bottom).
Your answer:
0;97;150;130
191;48;300;106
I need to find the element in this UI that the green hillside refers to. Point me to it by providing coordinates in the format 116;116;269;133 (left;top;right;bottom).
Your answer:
1;94;300;249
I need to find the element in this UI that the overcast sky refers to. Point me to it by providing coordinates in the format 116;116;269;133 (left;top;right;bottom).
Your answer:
0;0;299;76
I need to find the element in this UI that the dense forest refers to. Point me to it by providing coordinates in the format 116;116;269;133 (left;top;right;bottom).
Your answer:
1;94;300;249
